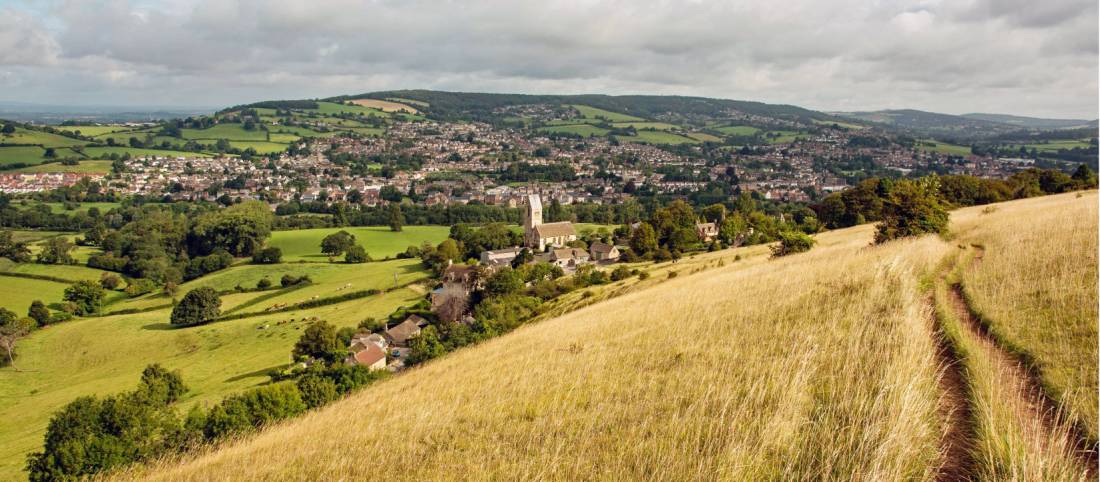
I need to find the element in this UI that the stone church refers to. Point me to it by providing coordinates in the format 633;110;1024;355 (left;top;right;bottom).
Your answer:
524;194;577;251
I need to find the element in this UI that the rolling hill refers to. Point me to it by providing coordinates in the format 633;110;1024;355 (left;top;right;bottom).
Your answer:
112;191;1098;481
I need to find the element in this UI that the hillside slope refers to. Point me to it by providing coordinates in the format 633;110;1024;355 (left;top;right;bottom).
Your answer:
117;193;1097;481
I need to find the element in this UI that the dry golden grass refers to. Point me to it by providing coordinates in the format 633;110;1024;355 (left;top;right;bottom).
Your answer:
348;98;421;114
952;191;1098;441
106;192;1098;481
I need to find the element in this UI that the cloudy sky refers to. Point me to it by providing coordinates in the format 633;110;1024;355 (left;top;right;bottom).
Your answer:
1;0;1097;118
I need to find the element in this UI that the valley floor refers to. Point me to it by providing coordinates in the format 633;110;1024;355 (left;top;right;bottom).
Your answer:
109;192;1097;481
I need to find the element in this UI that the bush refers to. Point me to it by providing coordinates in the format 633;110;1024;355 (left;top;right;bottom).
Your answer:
62;280;105;316
252;246;282;264
125;278;157;297
99;272;122;290
874;178;950;244
293;320;345;363
344;245;370;263
27;300;50;326
296;372;339;409
638;271;650;280
771;231;816;257
170;287;221;326
203;383;305;439
280;274;312;287
256;277;272;290
610;265;632;281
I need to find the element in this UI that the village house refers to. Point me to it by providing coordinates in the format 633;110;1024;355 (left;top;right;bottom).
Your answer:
550;247;591;270
695;222;719;242
383;315;429;347
480;247;522;266
346;343;387;371
588;242;620;263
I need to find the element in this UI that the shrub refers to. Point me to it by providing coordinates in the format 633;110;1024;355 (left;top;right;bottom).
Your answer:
293;320;345;363
63;280;105;316
27;300;50;326
638;271;650;280
203;384;305;439
125;278;157;297
610;265;632;281
170;287;221;326
771;231;816;257
252;246;282;264
344;245;370;263
296;372;339;409
256;277;272;290
99;272;122;290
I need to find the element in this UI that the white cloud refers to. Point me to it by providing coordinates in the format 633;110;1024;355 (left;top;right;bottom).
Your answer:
0;0;1093;118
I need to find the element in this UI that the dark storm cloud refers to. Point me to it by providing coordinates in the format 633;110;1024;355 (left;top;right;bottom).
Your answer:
0;0;1095;118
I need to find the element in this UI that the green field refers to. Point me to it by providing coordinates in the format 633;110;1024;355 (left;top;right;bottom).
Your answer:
0;268;425;479
311;101;388;117
12;160;113;174
267;126;340;138
763;130;807;144
0;127;87;148
57;125;133;137
227;141;290;154
268;226;451;262
687;132;723;142
569;104;645;122
916;139;971;156
81;146;215;158
181;123;270;141
714;125;761;136
0;146;50;165
539;124;611;137
1020;139;1095;152
615;130;700;145
15;201;122;215
611;122;678;130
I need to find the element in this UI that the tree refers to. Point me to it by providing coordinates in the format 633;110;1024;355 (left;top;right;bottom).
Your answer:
629;222;658;257
719;212;750;247
0;309;33;368
484;267;524;296
701;203;727;223
189;201;274;257
388;203;404;232
433;284;469;323
99;272;122;290
293;320;344;363
320;230;356;256
344;244;370;263
407;326;446;365
1072;164;1098;188
251;246;282;264
770;231;816;257
0;230;31;262
0;123;14;134
170;287;221;326
63;280;105;316
36;236;75;265
875;178;950;244
28;300;50;326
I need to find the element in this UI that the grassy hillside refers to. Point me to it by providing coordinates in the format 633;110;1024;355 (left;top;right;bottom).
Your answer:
268;226;450;261
113;192;1097;481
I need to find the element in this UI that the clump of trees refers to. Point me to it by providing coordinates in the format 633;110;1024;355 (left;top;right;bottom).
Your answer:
874;178;950;244
63;280;105;316
170;287;221;326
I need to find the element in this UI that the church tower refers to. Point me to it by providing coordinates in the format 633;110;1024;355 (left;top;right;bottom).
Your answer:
524;194;543;248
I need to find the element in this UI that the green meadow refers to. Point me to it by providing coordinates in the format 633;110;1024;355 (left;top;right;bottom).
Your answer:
0;146;52;165
13;160;113;174
916;139;972;156
0;127;87;148
268;226;451;262
56;125;133;137
569;104;644;122
615;130;700;145
181;123;270;141
538;124;611;137
714;125;761;136
611;121;678;130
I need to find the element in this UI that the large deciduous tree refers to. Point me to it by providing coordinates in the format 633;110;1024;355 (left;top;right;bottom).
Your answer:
170;287;222;326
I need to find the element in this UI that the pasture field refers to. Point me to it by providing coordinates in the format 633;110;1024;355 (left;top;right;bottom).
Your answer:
227;141;290;154
916;139;971;156
90;128;160;145
113;192;1097;481
569;104;644;122
0;282;425;479
687;132;723;142
538;124;610;137
0;127;87;147
57;125;132;137
312;101;387;117
615;130;700;145
12;160;113;174
81;146;216;158
1021;139;1095;152
181;124;269;141
763;130;807;144
0;275;72;315
0;261;113;283
0;146;50;165
611;121;678;130
349;99;421;114
268;226;451;262
14;201;122;214
714;125;761;136
344;126;386;137
267;133;301;143
544;118;605;126
267;125;340;138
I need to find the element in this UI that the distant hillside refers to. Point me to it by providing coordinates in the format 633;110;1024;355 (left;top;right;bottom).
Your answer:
328;90;839;124
961;113;1096;130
